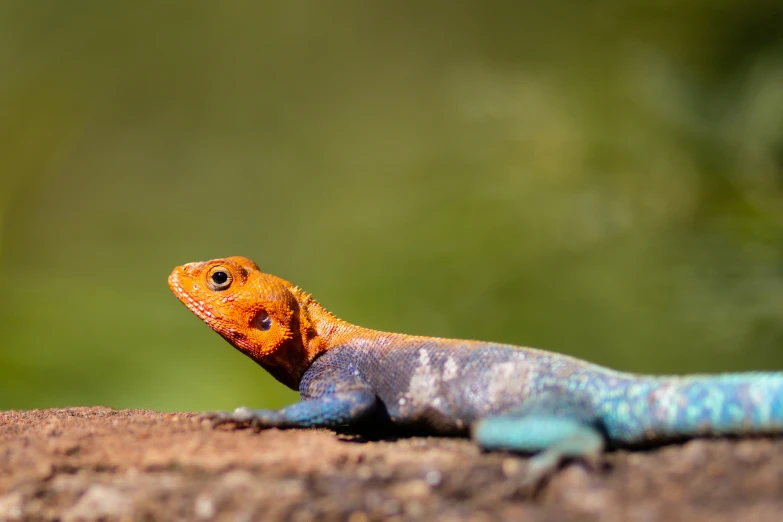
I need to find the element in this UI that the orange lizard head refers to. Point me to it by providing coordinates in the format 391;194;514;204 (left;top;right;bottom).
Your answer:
168;256;311;367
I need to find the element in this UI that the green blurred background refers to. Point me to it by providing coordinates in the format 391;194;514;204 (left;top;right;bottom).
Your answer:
2;2;783;412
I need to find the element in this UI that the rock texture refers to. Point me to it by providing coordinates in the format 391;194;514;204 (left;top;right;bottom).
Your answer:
2;407;783;521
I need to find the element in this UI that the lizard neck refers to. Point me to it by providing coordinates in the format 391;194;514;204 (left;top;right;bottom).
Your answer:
298;291;364;356
254;288;364;390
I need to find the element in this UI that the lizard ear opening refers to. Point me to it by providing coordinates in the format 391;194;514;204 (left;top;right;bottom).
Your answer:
253;311;273;331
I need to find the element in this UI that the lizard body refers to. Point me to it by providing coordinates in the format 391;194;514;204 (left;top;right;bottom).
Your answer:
169;257;783;476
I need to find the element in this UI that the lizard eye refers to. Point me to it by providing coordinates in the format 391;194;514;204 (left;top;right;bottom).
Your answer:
207;266;233;291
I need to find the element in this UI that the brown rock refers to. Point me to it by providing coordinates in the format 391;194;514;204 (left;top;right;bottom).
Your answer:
2;407;783;521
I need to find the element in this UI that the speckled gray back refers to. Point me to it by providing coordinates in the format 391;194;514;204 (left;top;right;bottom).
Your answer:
302;335;617;433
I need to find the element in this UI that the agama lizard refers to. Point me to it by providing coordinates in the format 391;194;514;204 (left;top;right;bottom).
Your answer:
169;256;783;479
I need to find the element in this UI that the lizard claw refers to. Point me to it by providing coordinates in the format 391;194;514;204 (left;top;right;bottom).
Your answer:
202;407;256;428
519;448;603;490
201;407;284;430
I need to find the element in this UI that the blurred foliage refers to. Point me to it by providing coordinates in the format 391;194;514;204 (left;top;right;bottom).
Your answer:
1;2;783;412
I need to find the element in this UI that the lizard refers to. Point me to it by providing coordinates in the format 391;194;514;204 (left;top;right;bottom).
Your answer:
169;256;783;480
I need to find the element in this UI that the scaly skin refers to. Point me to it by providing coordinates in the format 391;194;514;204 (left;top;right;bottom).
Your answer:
169;256;783;479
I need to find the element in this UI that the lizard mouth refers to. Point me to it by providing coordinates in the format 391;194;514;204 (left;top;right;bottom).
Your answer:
168;270;218;325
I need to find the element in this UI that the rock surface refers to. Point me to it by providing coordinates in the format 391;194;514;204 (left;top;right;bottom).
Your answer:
2;407;783;521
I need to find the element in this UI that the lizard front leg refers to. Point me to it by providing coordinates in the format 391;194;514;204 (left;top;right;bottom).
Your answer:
205;363;379;430
206;390;377;429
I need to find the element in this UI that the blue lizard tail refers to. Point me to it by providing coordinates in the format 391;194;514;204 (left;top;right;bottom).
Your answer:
596;372;783;444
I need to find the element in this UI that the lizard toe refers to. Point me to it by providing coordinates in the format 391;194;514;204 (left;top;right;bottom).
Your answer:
201;408;254;428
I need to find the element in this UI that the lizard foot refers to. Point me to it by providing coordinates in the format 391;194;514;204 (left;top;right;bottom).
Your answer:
202;407;284;429
498;448;601;499
202;407;257;428
520;443;601;489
